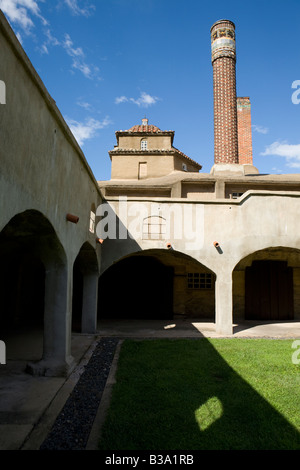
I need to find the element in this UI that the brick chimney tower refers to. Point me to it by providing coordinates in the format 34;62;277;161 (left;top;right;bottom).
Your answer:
237;97;253;165
211;20;239;165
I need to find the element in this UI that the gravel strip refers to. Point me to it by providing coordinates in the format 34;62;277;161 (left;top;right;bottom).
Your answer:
40;337;119;450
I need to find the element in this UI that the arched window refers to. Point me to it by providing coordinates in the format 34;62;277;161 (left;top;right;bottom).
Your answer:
142;215;166;240
141;139;148;150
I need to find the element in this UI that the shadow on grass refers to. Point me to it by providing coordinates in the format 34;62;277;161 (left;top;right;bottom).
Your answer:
99;338;300;450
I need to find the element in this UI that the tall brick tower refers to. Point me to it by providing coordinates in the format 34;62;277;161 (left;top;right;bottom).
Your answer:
237;97;253;165
211;20;239;166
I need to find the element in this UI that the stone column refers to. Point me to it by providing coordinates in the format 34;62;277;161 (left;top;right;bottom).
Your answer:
27;262;74;377
215;269;233;335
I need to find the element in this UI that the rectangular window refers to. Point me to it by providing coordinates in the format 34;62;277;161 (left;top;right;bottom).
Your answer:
187;273;212;290
139;162;147;179
89;211;95;233
231;192;244;199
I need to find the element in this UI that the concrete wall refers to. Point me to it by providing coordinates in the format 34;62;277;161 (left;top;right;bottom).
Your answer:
99;190;300;333
173;155;201;173
111;153;175;179
0;11;102;375
182;183;216;200
118;135;172;150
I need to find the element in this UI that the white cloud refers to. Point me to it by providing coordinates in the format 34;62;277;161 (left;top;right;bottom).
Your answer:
16;30;23;43
115;96;128;104
130;92;159;107
40;28;60;54
271;167;283;174
0;1;100;79
261;141;300;168
63;33;84;57
0;0;47;31
63;0;95;17
63;33;100;79
76;100;92;110
115;91;160;108
66;116;111;146
252;124;269;134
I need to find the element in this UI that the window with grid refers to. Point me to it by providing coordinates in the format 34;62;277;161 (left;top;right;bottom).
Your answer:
141;139;148;150
187;273;212;290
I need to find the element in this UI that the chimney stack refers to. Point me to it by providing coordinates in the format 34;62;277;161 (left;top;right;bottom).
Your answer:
211;20;239;165
237;97;253;165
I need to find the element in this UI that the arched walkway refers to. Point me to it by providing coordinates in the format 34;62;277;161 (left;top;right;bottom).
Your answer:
233;246;300;322
98;249;216;321
0;210;72;376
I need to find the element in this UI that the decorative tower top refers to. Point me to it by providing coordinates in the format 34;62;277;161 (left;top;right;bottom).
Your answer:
211;19;236;63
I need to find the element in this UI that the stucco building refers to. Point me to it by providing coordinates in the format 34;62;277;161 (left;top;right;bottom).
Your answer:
98;20;300;335
1;12;300;377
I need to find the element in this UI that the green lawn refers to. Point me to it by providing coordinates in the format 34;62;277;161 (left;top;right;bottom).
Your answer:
99;338;300;450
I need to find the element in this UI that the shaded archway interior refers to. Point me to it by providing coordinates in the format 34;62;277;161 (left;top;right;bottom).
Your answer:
0;210;66;360
233;246;300;322
98;249;216;320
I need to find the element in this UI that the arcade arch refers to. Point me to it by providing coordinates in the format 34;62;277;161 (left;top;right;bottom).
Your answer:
233;246;300;322
98;249;216;321
0;210;70;375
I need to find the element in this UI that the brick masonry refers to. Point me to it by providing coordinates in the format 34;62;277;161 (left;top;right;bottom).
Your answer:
237;97;253;165
211;20;239;164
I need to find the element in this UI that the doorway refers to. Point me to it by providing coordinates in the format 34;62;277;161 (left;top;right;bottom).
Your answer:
245;260;294;320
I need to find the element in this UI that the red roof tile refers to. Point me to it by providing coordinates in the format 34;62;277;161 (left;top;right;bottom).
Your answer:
127;124;162;133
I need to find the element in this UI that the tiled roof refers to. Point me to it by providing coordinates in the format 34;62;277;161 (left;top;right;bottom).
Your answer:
127;123;163;133
117;119;174;136
173;147;202;169
109;147;202;169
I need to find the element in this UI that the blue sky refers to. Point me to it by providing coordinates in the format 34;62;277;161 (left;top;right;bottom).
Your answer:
1;0;300;181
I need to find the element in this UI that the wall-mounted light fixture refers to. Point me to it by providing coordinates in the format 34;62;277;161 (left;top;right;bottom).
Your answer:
96;238;104;245
213;241;220;248
166;242;172;250
66;213;79;224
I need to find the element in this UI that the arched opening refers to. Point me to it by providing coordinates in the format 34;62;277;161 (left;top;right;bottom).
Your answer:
0;250;45;330
233;246;300;322
72;242;99;333
98;250;216;321
0;210;68;373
